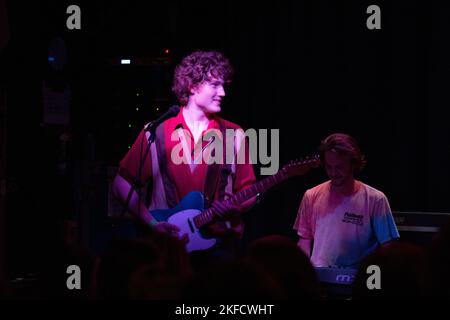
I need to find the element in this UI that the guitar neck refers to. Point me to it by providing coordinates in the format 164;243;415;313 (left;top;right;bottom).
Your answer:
193;170;288;228
231;171;288;204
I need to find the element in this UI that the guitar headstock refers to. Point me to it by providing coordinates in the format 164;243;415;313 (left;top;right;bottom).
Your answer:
282;154;321;177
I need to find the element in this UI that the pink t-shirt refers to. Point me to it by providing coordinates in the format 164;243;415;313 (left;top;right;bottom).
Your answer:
293;181;399;268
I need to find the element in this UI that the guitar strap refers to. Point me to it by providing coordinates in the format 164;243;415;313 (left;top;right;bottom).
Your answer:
154;122;178;208
203;119;232;207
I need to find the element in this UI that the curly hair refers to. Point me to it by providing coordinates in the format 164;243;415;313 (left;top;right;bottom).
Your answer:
172;51;234;105
319;133;367;173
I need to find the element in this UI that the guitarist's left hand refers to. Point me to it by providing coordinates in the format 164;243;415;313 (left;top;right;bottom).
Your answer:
211;192;257;220
211;200;240;220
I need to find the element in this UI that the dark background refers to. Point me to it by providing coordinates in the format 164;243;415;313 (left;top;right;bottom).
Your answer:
1;0;450;278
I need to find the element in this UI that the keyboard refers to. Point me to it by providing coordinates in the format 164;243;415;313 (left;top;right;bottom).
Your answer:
315;267;358;285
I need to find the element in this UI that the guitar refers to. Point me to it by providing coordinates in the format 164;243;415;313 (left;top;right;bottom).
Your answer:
150;155;321;252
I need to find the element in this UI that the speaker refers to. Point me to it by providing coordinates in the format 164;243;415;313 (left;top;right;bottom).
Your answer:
393;211;450;246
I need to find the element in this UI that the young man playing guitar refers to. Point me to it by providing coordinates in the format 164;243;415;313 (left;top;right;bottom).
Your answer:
112;50;257;255
112;50;318;260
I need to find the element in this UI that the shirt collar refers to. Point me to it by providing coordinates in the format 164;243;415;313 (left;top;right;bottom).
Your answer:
172;106;220;132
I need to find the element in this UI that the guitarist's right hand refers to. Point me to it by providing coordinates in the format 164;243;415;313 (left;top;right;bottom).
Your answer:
153;222;189;243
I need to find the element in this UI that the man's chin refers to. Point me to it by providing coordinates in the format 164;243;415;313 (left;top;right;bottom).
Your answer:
210;105;221;113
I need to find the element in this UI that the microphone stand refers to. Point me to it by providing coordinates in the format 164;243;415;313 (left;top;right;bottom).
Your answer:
119;121;157;225
116;105;180;234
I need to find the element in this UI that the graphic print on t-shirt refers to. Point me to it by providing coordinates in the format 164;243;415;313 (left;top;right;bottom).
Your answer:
342;212;364;226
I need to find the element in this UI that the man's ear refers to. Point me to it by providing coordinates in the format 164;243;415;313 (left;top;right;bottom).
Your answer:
189;84;198;95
